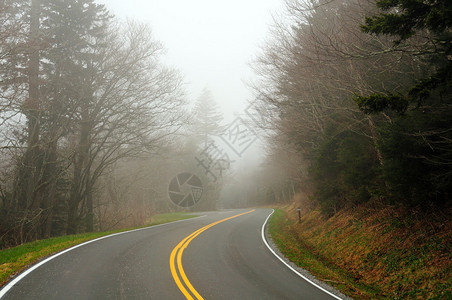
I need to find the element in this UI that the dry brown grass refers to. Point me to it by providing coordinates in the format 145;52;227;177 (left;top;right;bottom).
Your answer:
276;195;451;299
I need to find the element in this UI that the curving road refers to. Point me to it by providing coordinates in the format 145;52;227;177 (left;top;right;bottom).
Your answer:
0;209;341;300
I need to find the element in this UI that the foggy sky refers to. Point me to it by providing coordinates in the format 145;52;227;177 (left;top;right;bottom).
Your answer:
97;0;282;119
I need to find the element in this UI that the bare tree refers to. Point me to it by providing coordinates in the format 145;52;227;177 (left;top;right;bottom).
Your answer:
251;0;424;158
0;1;187;245
66;22;186;233
247;0;432;210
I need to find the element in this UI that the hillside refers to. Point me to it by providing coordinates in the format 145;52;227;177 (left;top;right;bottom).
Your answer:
270;196;451;299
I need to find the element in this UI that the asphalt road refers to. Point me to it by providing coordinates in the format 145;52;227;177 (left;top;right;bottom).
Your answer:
0;208;340;300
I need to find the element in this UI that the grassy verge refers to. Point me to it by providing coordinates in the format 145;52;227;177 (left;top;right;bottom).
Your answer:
268;209;381;299
0;212;197;287
268;205;451;299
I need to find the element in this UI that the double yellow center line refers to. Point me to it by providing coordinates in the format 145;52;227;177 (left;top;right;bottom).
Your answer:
169;210;255;300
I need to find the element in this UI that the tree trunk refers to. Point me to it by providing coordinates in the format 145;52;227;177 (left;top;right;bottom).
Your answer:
367;116;384;165
85;180;94;232
41;139;58;238
67;102;91;234
14;0;42;242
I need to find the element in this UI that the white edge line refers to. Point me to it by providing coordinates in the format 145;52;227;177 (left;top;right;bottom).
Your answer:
261;209;343;300
0;215;206;299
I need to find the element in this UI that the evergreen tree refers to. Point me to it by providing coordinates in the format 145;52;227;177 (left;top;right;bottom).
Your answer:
0;0;185;244
357;0;452;112
40;0;111;234
183;88;225;211
2;0;111;239
356;0;452;206
191;88;224;147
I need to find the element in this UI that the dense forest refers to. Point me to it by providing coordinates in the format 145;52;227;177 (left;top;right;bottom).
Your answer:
234;0;452;216
1;0;451;250
0;0;230;248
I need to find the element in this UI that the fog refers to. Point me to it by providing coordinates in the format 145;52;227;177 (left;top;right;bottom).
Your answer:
1;3;449;299
1;0;286;245
94;0;283;210
98;0;282;119
3;0;446;246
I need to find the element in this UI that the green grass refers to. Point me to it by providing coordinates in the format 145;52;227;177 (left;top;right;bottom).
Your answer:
268;209;382;299
269;205;452;299
268;210;341;280
0;212;197;286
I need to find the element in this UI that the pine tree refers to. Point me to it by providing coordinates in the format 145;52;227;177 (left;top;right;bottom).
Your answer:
41;0;111;234
4;0;112;239
356;0;452;113
191;88;224;147
356;0;452;206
